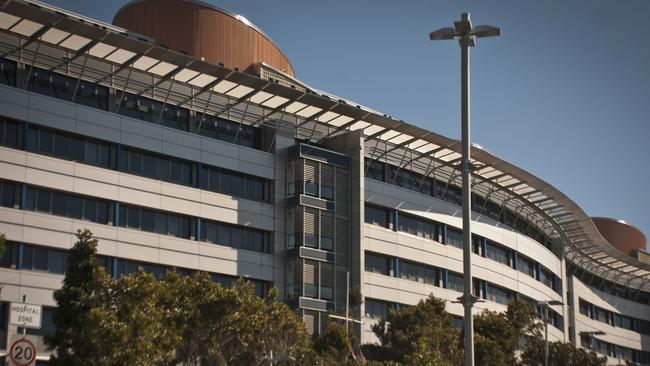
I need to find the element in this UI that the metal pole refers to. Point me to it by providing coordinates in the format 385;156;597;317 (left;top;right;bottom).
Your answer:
544;305;549;366
346;271;350;334
460;13;474;366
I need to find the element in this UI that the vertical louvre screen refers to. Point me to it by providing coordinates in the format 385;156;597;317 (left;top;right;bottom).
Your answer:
304;259;317;285
304;208;318;245
336;219;349;266
304;160;319;184
303;310;317;335
335;170;349;216
321;263;334;288
321;165;334;186
321;213;335;239
336;270;348;308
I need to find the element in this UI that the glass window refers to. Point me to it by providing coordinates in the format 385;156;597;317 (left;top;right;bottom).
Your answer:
517;255;534;277
447;227;463;248
321;185;334;200
321;286;333;300
365;252;391;276
447;272;464;293
366;298;393;319
0;241;18;268
305;181;318;196
485;240;511;266
399;260;437;285
486;283;512;305
0;180;17;208
365;205;391;228
321;237;334;251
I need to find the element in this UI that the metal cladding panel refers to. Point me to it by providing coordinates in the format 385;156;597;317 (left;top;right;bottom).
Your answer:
592;217;647;257
113;0;294;76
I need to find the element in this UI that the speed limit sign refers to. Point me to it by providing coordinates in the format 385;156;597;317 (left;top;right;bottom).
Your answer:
9;338;36;366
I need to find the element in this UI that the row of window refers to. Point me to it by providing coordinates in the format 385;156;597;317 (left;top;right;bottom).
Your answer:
364;204;561;293
578;298;650;335
0;242;271;297
364;251;564;329
365;158;552;249
568;264;650;306
1;58;263;150
0;179;271;253
580;333;649;364
0;118;271;202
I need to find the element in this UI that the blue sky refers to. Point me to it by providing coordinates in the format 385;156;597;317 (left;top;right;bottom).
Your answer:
47;0;650;245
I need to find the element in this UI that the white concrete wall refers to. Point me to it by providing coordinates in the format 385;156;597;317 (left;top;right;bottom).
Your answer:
361;178;566;345
570;275;650;364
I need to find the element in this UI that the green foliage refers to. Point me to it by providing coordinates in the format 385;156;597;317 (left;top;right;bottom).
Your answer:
474;309;518;366
313;321;356;364
520;338;607;366
368;295;463;365
48;229;114;366
48;229;312;366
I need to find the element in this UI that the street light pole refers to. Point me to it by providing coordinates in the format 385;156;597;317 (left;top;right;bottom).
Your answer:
537;300;562;366
429;13;500;366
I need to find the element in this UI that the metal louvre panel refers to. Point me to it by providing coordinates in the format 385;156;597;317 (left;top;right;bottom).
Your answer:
321;262;334;288
304;207;318;238
321;212;334;239
335;218;349;267
321;164;334;187
303;310;316;335
304;159;319;184
335;169;349;217
335;270;348;308
303;259;317;285
294;207;304;234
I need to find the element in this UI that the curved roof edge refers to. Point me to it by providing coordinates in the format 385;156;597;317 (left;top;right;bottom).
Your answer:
113;0;295;75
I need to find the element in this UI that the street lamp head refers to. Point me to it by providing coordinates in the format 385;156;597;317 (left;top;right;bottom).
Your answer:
429;27;456;41
473;25;501;38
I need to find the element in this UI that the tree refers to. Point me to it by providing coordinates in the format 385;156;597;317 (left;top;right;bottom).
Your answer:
313;321;357;364
367;295;463;365
473;299;542;366
520;338;607;366
48;229;114;366
474;309;518;366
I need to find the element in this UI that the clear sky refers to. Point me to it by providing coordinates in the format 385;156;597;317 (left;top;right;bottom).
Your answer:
46;0;650;246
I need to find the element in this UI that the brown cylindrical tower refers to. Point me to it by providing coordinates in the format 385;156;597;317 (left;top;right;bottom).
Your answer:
113;0;294;76
592;217;648;257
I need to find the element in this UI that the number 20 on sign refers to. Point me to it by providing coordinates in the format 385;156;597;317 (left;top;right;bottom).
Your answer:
10;338;36;366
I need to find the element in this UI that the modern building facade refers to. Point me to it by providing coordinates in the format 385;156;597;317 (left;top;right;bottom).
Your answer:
0;0;648;364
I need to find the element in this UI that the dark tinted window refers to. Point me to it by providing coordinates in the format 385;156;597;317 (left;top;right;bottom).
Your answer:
25;186;110;224
26;125;113;169
200;165;269;202
118;204;192;239
195;113;260;149
0;117;20;148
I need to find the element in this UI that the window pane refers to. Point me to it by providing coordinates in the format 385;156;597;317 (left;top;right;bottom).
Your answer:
70;136;85;161
84;199;97;222
168;215;179;237
36;190;50;212
97;201;108;224
142;153;156;178
154;212;167;234
54;133;69;157
128;207;140;229
33;247;48;271
39;130;54;153
68;196;83;219
86;141;98;165
52;192;67;216
141;209;154;232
